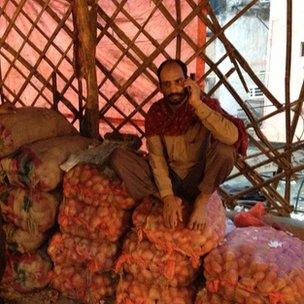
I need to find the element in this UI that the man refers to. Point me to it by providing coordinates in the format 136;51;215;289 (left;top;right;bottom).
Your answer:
110;59;248;230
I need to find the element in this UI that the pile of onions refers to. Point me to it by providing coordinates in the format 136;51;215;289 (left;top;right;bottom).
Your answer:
202;227;304;304
133;192;226;265
63;164;136;210
48;233;118;272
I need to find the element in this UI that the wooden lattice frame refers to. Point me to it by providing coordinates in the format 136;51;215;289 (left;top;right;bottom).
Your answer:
0;0;303;215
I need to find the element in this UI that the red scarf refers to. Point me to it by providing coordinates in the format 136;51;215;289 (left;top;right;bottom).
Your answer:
145;95;248;156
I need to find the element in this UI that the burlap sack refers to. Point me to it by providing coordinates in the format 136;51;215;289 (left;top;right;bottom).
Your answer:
0;105;77;157
3;223;45;253
0;186;58;233
0;136;99;191
0;250;52;299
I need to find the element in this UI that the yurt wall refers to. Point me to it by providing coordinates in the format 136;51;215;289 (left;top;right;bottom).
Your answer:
0;0;303;215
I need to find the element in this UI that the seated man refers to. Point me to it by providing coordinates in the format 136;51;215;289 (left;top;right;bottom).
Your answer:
110;59;248;230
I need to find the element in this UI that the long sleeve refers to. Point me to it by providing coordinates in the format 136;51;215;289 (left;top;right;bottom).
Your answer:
193;101;239;145
146;135;174;199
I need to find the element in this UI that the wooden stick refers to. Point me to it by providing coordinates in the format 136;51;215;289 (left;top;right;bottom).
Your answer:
0;56;5;104
290;80;304;139
52;72;59;111
175;0;182;59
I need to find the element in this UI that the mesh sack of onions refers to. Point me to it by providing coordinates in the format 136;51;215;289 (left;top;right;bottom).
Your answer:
133;192;226;265
115;232;199;287
0;185;58;233
58;197;131;242
48;232;118;272
195;288;230;304
203;226;304;304
116;274;195;304
63;163;136;210
50;264;116;304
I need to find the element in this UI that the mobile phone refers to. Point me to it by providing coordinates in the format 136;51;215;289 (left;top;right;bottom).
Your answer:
185;73;196;98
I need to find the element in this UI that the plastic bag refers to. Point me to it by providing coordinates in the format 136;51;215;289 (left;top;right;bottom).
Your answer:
115;232;199;287
133;192;226;266
48;232;118;272
204;226;304;304
234;203;266;227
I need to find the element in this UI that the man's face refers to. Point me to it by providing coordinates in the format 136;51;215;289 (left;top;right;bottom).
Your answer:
159;63;188;105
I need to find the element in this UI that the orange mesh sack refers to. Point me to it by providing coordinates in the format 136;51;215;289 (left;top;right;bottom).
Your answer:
0;106;77;158
0;186;58;233
133;192;226;265
0;136;98;191
115;232;199;287
50;264;116;303
3;223;45;253
63;163;136;210
58;197;131;242
0;250;52;299
116;274;195;304
48;232;118;272
204;226;304;304
196;289;230;304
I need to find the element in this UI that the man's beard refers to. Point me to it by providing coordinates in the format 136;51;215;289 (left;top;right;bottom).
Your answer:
166;89;188;105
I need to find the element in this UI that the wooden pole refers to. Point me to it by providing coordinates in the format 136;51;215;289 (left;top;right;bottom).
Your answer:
73;0;99;138
196;0;207;85
175;0;182;59
284;0;292;202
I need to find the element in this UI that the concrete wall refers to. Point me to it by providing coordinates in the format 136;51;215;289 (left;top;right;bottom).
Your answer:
211;2;269;116
262;0;304;143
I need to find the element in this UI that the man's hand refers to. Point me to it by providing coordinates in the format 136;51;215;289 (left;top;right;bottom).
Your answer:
163;195;183;229
188;193;209;230
183;78;201;107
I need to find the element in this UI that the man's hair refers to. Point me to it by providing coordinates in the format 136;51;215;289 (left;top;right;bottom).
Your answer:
157;59;188;82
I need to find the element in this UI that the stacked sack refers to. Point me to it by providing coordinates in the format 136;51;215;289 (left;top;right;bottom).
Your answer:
198;226;304;304
116;191;226;304
0;104;97;299
48;163;136;303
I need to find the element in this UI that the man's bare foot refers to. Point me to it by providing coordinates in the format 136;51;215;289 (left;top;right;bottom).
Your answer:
188;193;210;230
